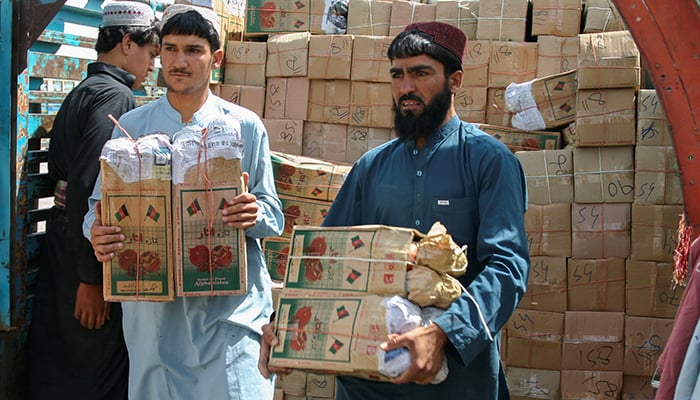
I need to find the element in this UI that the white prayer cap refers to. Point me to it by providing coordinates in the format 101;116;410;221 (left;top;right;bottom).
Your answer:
160;3;221;38
102;1;156;27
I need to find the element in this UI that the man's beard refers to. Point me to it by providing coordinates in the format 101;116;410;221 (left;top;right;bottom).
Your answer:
393;82;452;142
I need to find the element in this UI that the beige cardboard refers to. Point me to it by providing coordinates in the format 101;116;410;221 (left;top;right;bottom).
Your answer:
306;373;336;398
435;0;480;40
561;370;623;399
280;369;307;396
583;0;627;33
479;124;562;152
622;374;657;400
506;367;561;400
350;36;393;83
488;42;538;88
279;195;332;238
625;259;684;319
505;70;577;130
522;256;568;313
388;0;437;37
567;258;625;312
506;310;564;370
349;81;393;128
455;86;487;124
485;88;510;127
307;80;351;124
223;41;267;86
476;0;528;41
463;40;490;87
346;126;393;163
270;150;352;202
265;32;310;78
537;35;578;78
623;316;674;376
561;122;576;146
575;88;637;146
516;149;574;205
637;88;673;146
531;0;582;37
264;78;310;120
262;236;291;281
577;31;640;89
302;121;348;162
562;311;625;371
308;35;353;80
525;203;572;258
263;118;304;155
573;146;635;203
633;145;683;205
630;204;684;263
571;203;631;259
245;0;325;34
218;84;265;117
346;0;392;36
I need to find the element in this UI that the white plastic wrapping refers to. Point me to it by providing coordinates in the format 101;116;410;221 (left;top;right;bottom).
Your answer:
99;133;173;183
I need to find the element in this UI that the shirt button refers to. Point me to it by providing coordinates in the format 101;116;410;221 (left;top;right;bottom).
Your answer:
416;171;423;177
413;149;418;155
415;220;421;226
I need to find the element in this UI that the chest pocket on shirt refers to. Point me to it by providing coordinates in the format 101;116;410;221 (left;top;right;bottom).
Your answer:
431;196;477;219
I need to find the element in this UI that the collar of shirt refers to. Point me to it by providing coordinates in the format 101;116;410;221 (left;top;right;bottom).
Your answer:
87;62;136;89
405;115;462;152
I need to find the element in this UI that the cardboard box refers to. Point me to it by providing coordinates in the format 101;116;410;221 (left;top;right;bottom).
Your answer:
577;31;640;89
435;0;479;39
218;84;265;116
636;88;673;146
633;146;683;205
282;225;417;296
562;312;625;371
349;82;393;128
560;370;623;399
573;146;635;203
485;88;511;127
571;203;631;259
463;40;490;87
455;86;488;124
621;374;657;400
308;35;353;80
302;121;348;162
266;32;310;78
270;150;352;202
531;0;582;37
100;134;174;301
630;204;684;263
506;310;564;370
172;149;247;296
575;88;637;146
476;0;528;41
346;126;393;163
561;121;576;146
346;0;392;36
583;0;627;33
505;70;577;131
263;118;304;155
265;78;310;120
567;258;625;312
245;0;324;34
525;203;572;258
521;257;568;313
623;316;674;376
279;194;331;238
307;80;351;124
306;373;336;398
350;36;393;83
537;35;578;78
488;42;538;88
478;124;562;152
625;259;684;318
388;0;437;37
515;149;574;205
506;367;561;400
280;369;307;396
223;41;267;86
262;236;291;281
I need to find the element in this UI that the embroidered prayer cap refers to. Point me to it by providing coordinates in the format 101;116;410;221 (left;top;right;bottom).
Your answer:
160;3;221;38
404;21;467;63
102;1;156;28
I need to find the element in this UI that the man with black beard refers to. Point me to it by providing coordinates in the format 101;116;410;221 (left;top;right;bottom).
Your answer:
259;22;530;399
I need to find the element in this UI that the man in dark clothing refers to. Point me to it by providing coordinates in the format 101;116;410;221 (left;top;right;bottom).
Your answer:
27;2;159;398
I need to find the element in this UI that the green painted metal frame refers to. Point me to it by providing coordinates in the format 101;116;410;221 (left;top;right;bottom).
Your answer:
612;0;700;237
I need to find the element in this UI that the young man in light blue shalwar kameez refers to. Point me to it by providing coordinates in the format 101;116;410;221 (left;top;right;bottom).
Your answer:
84;5;284;399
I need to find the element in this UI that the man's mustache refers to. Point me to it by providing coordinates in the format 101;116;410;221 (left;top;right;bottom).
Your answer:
169;68;190;75
398;94;424;104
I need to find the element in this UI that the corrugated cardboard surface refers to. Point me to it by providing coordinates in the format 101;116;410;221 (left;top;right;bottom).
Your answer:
350;36;393;83
271;150;351;202
455;86;487;124
623;316;674;376
560;370;623;399
537;35;578;78
562;312;625;371
571;203;630;259
476;0;528;41
388;0;436;36
575;88;637;146
525;203;572;257
521;257;568;313
531;0;582;37
463;40;491;87
633;145;683;205
506;70;577;131
630;204;684;262
506;309;564;370
219;84;265;117
307;80;351;124
245;0;324;34
279;194;332;238
435;0;479;40
346;0;392;36
573;146;635;203
577;31;640;89
488;42;538;88
345;126;393;164
479;124;562;152
516;149;574;205
507;367;561;400
265;77;310;120
263;118;304;154
349;81;393;128
636;89;673;146
567;257;625;312
266;32;310;77
302;121;348;161
223;41;267;86
308;35;353;80
625;259;684;319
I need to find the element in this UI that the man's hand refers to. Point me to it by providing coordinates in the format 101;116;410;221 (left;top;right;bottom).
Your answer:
222;172;259;229
90;201;124;262
258;322;293;379
74;282;110;329
380;323;449;384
